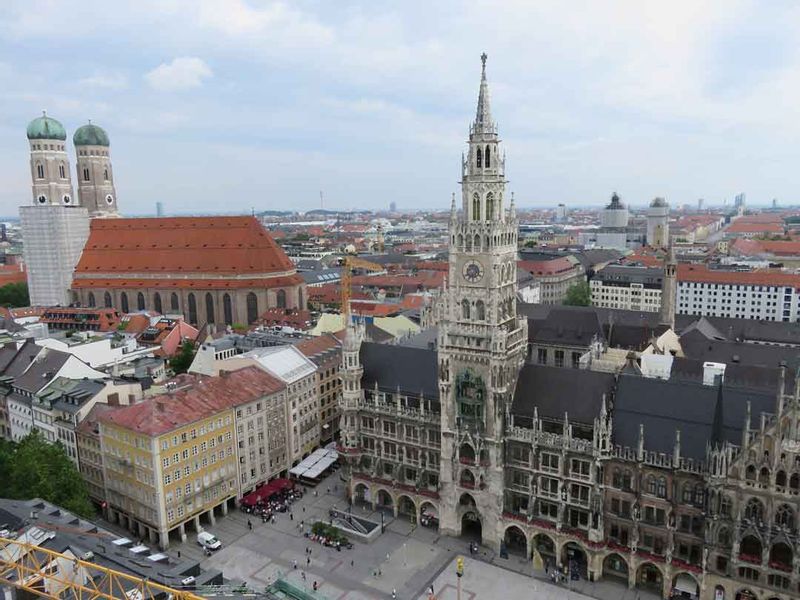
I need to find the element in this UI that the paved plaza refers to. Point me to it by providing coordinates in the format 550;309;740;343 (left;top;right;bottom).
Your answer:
104;471;657;600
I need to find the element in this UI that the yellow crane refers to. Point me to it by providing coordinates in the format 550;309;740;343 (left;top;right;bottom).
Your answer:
340;256;383;326
0;535;205;600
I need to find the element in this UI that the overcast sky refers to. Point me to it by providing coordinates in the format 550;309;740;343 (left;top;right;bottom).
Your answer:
1;1;799;216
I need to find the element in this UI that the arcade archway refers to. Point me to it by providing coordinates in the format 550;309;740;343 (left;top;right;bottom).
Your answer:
503;525;527;557
602;553;628;582
561;542;587;580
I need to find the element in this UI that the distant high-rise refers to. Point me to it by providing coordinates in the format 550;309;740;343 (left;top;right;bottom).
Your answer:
555;203;567;222
697;198;704;211
389;201;397;212
734;193;746;214
156;201;164;217
772;198;778;209
646;197;669;248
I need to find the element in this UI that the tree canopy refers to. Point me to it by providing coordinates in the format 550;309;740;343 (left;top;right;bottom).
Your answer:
564;281;592;306
0;431;94;518
0;282;29;308
169;340;197;374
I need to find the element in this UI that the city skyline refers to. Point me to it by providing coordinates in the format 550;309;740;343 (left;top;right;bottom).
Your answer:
2;1;800;215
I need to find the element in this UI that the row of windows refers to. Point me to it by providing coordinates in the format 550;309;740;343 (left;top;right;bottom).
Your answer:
35;162;109;182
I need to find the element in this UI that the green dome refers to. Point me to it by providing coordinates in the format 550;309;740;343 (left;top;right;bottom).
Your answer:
73;122;110;147
26;114;67;141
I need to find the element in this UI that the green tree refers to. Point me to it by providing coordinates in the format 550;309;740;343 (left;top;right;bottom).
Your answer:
0;430;94;518
0;282;29;307
169;340;197;374
564;281;592;306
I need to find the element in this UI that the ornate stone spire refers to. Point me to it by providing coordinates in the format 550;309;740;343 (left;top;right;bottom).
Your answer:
474;52;494;134
450;192;457;221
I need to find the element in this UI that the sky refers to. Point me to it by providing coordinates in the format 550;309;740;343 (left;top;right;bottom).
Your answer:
1;1;800;216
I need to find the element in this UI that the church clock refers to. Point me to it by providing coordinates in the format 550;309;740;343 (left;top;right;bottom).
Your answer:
462;260;484;283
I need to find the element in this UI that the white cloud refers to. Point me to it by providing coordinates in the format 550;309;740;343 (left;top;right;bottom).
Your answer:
145;57;212;92
79;72;128;89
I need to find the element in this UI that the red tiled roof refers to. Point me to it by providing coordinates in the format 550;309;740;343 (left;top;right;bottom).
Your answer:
72;275;303;290
350;301;401;317
74;216;296;277
98;367;285;437
258;308;313;330
727;221;784;234
677;264;800;287
757;240;800;256
518;257;580;276
295;334;341;358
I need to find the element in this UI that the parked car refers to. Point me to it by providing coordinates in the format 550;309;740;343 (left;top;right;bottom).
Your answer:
197;532;222;551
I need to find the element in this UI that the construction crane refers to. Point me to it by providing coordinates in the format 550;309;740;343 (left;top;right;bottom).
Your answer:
340;256;383;326
0;535;205;600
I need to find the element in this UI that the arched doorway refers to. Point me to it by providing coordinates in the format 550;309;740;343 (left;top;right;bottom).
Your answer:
461;511;482;542
637;563;663;594
768;542;793;571
602;553;628;582
672;572;700;599
458;443;475;464
376;489;393;510
397;495;416;519
739;535;762;564
532;533;556;564
562;542;588;580
353;483;370;507
503;525;527;557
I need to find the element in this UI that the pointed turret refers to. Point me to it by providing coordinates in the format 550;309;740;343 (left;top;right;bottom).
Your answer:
711;376;725;447
659;243;677;329
473;52;494;135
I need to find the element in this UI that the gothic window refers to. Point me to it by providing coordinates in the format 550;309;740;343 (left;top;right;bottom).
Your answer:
745;465;756;481
276;289;287;309
776;470;787;488
645;475;657;495
83;167;90;181
718;527;730;546
246;292;258;324
87;292;96;307
693;483;704;506
120;292;129;313
475;300;485;320
137;292;145;311
775;504;794;529
187;293;197;324
486;192;494;220
170;293;179;311
744;497;764;522
476;147;482;168
461;299;470;320
758;467;770;485
59;164;65;178
103;168;109;181
485;145;490;168
790;473;800;491
720;494;732;517
104;292;112;308
223;293;233;325
472;193;480;221
681;483;692;504
205;293;215;324
298;288;304;309
154;292;162;314
36;164;44;179
456;369;485;423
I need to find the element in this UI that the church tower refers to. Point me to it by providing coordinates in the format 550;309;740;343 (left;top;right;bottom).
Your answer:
74;122;119;217
437;55;528;548
27;112;75;207
659;244;677;329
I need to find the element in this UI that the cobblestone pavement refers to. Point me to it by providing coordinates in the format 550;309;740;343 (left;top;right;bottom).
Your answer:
101;471;660;600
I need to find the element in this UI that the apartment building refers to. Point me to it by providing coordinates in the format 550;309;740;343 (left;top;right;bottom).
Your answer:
296;334;342;444
677;264;800;323
590;265;664;312
518;256;585;304
98;379;239;549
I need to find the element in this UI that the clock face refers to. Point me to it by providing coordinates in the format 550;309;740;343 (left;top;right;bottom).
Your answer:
462;260;484;283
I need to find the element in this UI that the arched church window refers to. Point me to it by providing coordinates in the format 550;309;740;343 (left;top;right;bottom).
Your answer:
205;293;215;324
136;292;145;311
472;193;480;221
461;299;470;320
744;497;764;522
223;293;233;325
170;293;179;311
120;292;129;313
475;300;485;320
476;147;482;168
36;164;44;179
298;288;304;309
276;289;287;309
154;292;162;314
87;292;96;308
104;292;112;308
187;293;197;324
246;292;258;324
83;167;90;182
486;192;494;220
485;145;490;168
103;168;109;181
59;164;65;179
775;503;795;529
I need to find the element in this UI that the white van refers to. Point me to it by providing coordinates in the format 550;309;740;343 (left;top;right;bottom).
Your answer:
197;532;222;551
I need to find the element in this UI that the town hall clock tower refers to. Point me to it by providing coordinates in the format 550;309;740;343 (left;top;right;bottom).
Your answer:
437;54;528;547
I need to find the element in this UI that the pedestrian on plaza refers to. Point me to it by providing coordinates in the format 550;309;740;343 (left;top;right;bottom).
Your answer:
177;551;181;559
301;520;304;529
429;585;434;595
307;557;311;567
326;487;330;494
302;506;305;513
293;560;297;570
247;520;252;530
350;559;354;568
391;589;396;599
272;515;276;524
290;512;294;521
301;571;306;582
314;490;318;497
544;560;549;574
313;582;318;592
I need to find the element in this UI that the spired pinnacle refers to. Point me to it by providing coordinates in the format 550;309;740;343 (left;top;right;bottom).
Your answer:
474;53;493;133
481;52;487;78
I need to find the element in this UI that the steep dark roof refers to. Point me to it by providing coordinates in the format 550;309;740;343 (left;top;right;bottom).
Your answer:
528;308;604;346
512;364;616;425
670;357;793;393
675;314;800;346
679;333;800;371
613;375;775;460
360;342;439;404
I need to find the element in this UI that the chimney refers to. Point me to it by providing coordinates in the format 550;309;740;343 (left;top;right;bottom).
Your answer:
703;362;726;386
